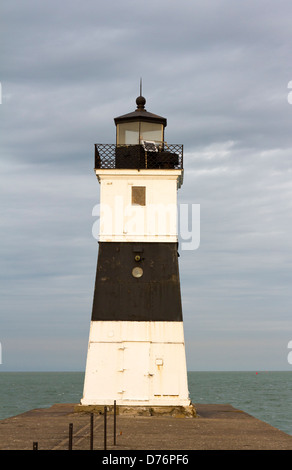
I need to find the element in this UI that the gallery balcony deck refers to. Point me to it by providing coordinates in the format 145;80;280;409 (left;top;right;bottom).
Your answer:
94;143;183;170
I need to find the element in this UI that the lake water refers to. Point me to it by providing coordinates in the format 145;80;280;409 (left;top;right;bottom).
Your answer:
0;371;291;435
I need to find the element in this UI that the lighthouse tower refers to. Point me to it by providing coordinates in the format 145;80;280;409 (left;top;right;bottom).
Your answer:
80;93;194;415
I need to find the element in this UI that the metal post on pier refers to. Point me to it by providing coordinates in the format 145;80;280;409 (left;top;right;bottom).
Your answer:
114;400;117;445
68;423;73;450
90;413;94;450
104;406;107;450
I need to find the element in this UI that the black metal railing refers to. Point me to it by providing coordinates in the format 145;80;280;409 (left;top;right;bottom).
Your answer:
94;143;183;170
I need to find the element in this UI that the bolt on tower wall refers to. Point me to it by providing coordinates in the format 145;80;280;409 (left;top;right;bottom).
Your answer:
80;94;193;414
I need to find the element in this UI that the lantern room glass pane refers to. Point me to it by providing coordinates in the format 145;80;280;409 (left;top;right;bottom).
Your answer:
117;122;139;145
140;122;163;143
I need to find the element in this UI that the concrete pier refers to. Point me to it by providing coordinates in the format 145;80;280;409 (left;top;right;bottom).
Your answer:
0;403;291;450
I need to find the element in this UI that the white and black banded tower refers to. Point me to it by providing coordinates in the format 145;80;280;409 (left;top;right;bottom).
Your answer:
80;92;194;415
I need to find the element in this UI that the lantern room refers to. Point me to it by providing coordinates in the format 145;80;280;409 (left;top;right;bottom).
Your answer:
114;95;167;147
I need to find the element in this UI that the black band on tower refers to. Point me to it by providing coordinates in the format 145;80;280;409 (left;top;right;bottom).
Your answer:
91;242;183;322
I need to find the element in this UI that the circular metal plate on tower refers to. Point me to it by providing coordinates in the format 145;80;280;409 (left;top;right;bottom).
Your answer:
132;266;143;278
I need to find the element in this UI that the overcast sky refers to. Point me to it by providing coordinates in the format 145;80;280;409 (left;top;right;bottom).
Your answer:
1;0;292;371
